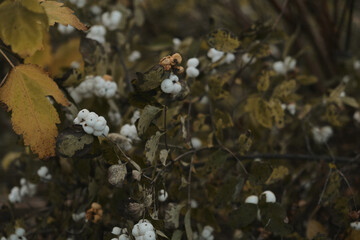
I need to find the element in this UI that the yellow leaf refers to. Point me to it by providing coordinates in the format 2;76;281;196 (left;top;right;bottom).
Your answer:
40;0;88;31
208;29;240;53
266;166;289;184
0;0;48;57
1;152;22;171
306;219;327;239
49;38;84;77
24;32;52;68
0;64;70;159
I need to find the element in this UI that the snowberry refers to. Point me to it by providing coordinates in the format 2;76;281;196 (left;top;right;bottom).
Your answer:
186;67;199;78
86;25;106;44
161;79;174;93
221;53;235;64
132;219;155;240
83;125;94;134
70;0;86;8
90;5;102;15
242;53;256;64
102;10;122;30
8;186;21;203
191;137;202;149
72;212;86;222
201;225;214;239
173;38;181;50
245;195;259;204
191;199;198;208
312;126;333;144
15;227;25;237
172;82;182;94
112;226;122;235
273;56;296;75
187;58;200;68
131;110;140;124
8;234;18;240
169;73;179;82
207;48;224;63
120;124;139;141
129;51;141;62
350;221;360;230
143;231;156;240
260;190;276;203
119;234;130;240
58;24;74;34
158;189;168;202
37;166;52;180
286;103;296;115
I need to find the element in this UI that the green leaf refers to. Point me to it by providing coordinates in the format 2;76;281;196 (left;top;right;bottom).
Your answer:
249;161;272;185
239;131;252;154
145;131;163;165
184;209;193;240
56;128;94;158
0;0;48;57
259;203;292;235
230;203;258;228
138;105;162;136
208;29;240;52
135;65;165;92
254;98;273;129
272;80;297;100
269;98;285;128
257;70;273;92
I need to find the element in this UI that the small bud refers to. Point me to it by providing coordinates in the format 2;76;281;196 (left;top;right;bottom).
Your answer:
132;170;142;181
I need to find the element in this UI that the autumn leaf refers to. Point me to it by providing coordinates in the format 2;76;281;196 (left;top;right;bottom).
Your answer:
0;0;48;57
0;64;70;159
40;0;88;31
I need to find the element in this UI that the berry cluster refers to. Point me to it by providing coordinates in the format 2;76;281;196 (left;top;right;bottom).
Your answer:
281;102;296;116
8;179;37;204
37;166;52;181
73;109;110;137
1;227;27;240
311;126;333;144
161;73;182;94
111;227;129;240
158;189;168;202
102;10;122;30
132;219;156;240
119;123;140;150
186;58;200;78
245;190;277;205
68;75;117;103
273;56;296;75
86;25;106;44
207;48;235;64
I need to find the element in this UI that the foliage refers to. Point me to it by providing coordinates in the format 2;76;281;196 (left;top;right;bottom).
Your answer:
0;0;360;240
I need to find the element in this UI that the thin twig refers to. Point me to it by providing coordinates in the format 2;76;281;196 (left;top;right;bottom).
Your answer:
163;105;168;150
187;156;194;207
272;0;290;30
0;49;15;68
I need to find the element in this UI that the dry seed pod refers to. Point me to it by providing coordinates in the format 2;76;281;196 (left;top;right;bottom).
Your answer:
103;74;113;81
171;53;182;64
